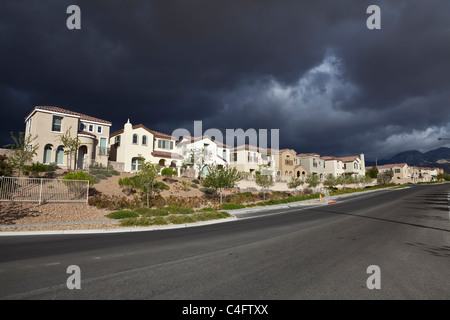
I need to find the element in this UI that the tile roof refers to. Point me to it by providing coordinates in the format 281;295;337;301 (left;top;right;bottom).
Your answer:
151;151;184;160
296;153;321;158
176;135;232;148
28;106;112;125
110;123;174;139
77;130;97;138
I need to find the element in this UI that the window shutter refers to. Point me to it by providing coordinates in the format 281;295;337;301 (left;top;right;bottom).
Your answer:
158;140;162;148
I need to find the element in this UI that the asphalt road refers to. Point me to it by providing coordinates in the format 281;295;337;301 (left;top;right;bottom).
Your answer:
0;184;449;300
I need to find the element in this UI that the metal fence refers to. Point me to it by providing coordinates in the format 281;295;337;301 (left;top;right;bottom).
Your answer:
0;176;89;203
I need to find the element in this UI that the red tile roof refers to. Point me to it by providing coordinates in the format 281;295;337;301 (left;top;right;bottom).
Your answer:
77;130;97;138
110;123;175;139
28;106;112;125
176;135;232;148
151;151;184;160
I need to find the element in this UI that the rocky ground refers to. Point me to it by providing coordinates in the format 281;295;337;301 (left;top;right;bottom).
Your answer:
0;171;234;232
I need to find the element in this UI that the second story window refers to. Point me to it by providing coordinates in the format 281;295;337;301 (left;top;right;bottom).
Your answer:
88;124;94;132
52;116;62;132
97;126;103;134
132;134;138;144
142;135;147;145
158;139;173;150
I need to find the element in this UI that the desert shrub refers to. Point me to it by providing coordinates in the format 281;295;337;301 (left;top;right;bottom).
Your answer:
200;187;216;199
106;210;139;219
23;162;56;177
63;171;96;199
193;211;231;221
151;195;166;208
166;215;195;224
192;179;200;184
154;181;170;191
152;216;168;225
196;207;215;212
141;208;170;217
221;202;245;210
88;194;142;210
190;183;198;188
166;206;194;214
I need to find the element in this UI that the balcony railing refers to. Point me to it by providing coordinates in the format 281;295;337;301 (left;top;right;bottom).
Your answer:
285;160;293;166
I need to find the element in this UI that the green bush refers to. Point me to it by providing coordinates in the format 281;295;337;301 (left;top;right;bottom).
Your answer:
166;206;194;214
106;210;139;219
63;171;96;184
166;215;195;224
192;179;200;184
221;203;245;210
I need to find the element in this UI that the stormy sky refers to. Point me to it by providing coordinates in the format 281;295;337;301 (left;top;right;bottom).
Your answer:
1;0;449;160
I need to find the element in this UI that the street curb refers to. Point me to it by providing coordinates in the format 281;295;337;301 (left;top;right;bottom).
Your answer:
0;186;406;236
0;216;238;236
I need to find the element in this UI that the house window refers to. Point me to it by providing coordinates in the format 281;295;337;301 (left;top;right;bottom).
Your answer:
43;145;53;164
52;116;62;132
222;150;227;161
131;158;143;171
56;146;64;165
88;124;94;132
79;123;86;131
99;138;108;156
27;118;32;133
233;153;238;162
97;126;103;134
115;135;121;146
158;139;173;149
132;134;138;144
395;169;401;173
142;135;147;146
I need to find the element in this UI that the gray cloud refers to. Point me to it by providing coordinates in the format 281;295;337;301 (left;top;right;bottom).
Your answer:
1;0;449;160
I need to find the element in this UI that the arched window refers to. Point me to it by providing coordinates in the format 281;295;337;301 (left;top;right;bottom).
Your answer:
132;134;138;144
142;135;147;145
56;146;64;165
43;145;53;164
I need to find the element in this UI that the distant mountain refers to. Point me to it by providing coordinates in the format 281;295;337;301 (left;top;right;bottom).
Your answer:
366;147;450;173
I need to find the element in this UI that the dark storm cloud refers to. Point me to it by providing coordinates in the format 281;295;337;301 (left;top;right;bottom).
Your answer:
0;0;449;159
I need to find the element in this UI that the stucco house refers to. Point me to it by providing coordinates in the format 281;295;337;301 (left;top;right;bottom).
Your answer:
24;106;112;170
273;149;297;181
109;120;183;174
320;155;345;178
296;153;326;181
175;135;232;178
230;144;276;179
337;154;366;177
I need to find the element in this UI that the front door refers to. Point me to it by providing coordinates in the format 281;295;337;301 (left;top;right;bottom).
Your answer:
77;147;86;170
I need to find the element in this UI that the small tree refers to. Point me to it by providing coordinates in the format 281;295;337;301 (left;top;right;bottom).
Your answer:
366;166;379;179
323;175;338;191
305;174;320;192
287;177;304;196
59;127;82;171
5;132;39;177
360;175;373;188
256;173;275;200
202;165;242;204
134;161;160;207
336;174;354;189
377;170;394;185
